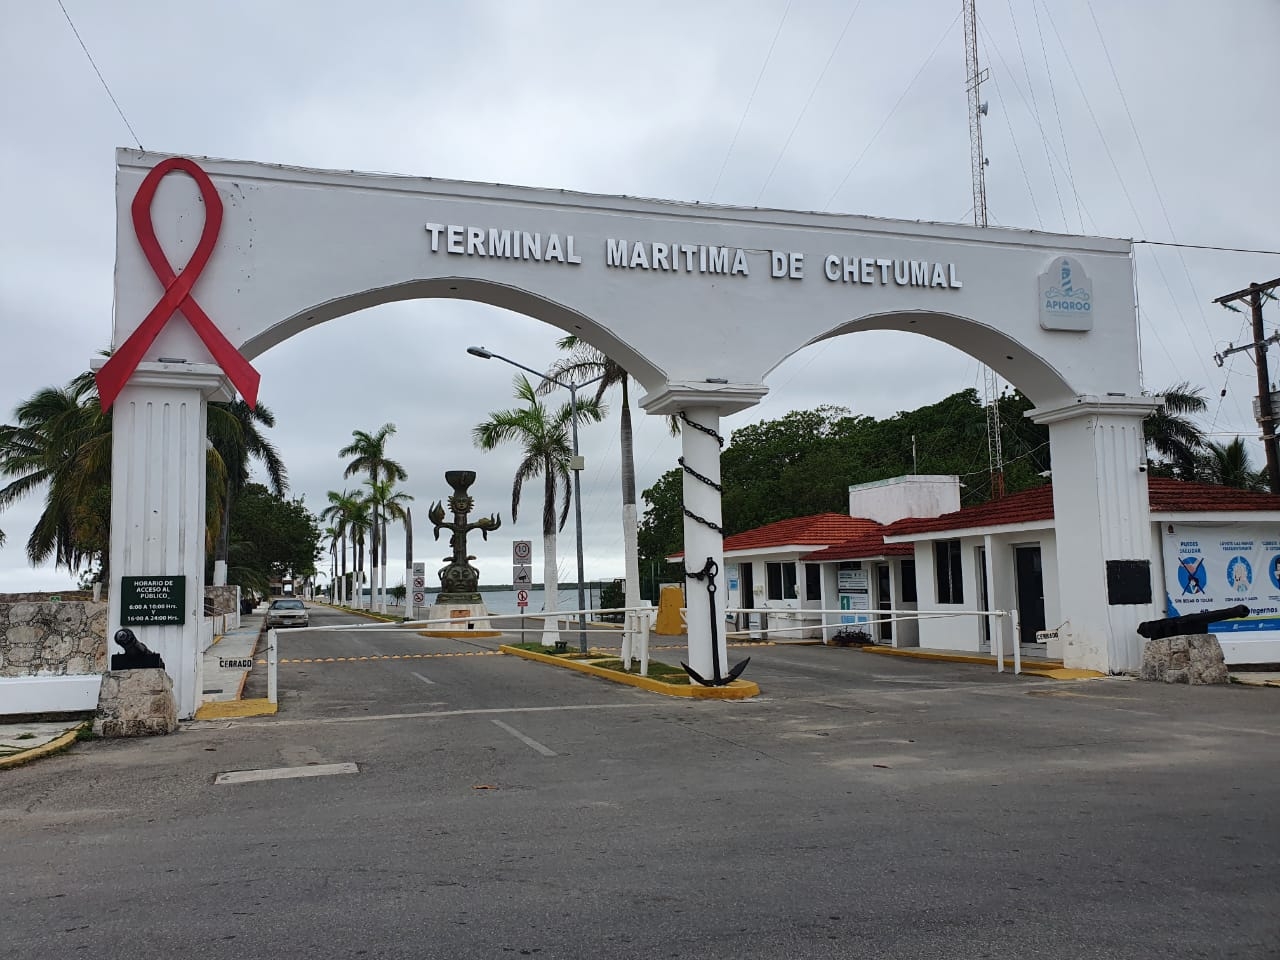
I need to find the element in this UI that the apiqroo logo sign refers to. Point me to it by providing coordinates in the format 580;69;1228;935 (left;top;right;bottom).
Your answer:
1038;255;1094;331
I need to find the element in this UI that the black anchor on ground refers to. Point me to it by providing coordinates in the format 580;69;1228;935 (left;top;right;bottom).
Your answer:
681;556;750;686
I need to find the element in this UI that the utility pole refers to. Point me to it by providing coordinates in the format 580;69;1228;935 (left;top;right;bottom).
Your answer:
962;0;1005;498
1214;276;1280;494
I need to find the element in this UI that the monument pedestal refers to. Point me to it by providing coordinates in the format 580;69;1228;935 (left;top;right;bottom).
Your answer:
94;668;179;737
420;601;500;638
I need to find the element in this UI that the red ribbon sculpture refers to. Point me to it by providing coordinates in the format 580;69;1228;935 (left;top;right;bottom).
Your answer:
95;157;260;410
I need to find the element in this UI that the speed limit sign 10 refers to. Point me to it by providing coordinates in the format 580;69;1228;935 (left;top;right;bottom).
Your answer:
512;540;532;563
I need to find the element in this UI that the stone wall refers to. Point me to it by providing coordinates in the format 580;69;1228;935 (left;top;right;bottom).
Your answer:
0;591;97;603
0;601;107;677
204;585;240;616
1140;633;1230;684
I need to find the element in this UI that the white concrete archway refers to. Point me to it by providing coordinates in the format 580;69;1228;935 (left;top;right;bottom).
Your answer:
101;150;1156;715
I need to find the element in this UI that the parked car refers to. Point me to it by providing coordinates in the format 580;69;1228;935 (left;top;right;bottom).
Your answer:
266;597;310;628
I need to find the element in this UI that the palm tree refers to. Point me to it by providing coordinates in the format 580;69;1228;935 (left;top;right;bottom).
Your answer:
1197;437;1269;491
0;378;111;574
340;424;408;613
365;477;413;613
323;525;340;602
208;399;287;586
474;375;604;632
542;336;680;611
1144;382;1207;479
321;489;363;606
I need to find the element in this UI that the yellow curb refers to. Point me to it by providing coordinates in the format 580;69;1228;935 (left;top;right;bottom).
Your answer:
193;698;278;720
858;645;1105;680
500;645;760;699
0;722;88;770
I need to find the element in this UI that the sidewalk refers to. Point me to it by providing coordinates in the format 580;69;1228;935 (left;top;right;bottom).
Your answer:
194;608;276;719
0;719;87;768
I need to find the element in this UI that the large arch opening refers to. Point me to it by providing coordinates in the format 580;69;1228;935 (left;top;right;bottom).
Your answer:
770;308;1078;409
238;277;667;395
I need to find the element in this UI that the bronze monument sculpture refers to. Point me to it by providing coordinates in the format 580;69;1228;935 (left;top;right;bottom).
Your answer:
427;470;501;603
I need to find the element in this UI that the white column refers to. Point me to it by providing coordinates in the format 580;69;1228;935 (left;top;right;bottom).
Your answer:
678;405;727;681
1031;396;1159;674
99;360;232;719
639;381;768;681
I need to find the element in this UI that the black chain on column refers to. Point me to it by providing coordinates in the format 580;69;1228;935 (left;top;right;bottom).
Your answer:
677;410;725;534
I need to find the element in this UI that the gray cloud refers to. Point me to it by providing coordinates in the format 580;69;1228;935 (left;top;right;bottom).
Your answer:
2;0;1278;594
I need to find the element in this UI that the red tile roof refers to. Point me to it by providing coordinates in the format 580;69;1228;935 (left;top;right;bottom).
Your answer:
670;513;881;559
1147;476;1280;512
884;477;1280;539
801;531;916;563
885;485;1055;537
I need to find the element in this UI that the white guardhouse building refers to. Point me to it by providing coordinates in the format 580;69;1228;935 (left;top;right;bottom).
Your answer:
786;476;1280;667
707;476;960;642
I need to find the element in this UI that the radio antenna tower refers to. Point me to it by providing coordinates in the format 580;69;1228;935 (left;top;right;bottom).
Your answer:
964;0;1005;498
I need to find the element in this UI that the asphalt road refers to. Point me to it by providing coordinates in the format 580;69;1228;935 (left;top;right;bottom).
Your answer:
3;603;1279;959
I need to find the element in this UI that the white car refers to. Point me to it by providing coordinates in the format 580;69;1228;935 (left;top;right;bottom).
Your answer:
266;597;310;628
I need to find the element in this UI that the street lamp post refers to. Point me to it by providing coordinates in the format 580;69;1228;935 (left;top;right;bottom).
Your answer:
467;346;603;652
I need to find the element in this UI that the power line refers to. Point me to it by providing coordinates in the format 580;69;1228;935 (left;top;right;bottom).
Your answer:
754;0;866;203
1134;240;1280;257
1031;0;1082;231
823;11;961;210
708;0;794;201
57;0;143;149
1003;0;1068;229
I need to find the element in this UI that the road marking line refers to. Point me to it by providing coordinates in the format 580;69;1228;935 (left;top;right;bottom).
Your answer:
235;702;653;728
411;671;435;685
215;762;358;784
491;718;557;757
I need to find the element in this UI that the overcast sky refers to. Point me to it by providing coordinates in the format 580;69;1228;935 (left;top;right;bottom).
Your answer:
2;0;1278;595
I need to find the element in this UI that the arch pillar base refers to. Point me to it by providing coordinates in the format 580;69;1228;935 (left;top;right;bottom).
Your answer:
1031;395;1160;674
97;359;233;719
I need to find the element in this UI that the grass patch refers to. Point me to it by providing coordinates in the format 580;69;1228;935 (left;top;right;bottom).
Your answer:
590;658;692;685
15;732;37;740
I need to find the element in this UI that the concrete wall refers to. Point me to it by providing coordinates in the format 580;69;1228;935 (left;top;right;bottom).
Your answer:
0;600;108;715
848;475;961;525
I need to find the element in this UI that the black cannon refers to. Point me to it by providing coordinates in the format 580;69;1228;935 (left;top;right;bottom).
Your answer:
1136;604;1250;641
110;627;165;670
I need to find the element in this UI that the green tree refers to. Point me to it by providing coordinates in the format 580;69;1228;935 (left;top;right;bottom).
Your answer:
0;377;111;574
321;489;361;604
637;390;1052;575
1144;382;1207;478
1196;437;1268;491
340;424;407;612
473;374;603;620
637;467;685;600
228;483;323;590
208;399;287;585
